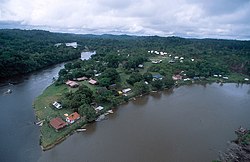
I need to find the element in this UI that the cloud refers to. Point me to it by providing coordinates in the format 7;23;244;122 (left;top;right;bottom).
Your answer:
0;0;249;39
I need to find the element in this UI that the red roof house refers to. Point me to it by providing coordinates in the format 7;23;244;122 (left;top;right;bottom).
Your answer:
88;79;97;85
172;75;183;81
66;112;80;124
66;80;79;88
50;117;67;131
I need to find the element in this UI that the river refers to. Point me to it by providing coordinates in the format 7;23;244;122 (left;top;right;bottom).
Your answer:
0;56;249;162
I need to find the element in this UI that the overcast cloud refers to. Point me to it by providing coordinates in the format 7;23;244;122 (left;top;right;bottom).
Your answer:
0;0;250;39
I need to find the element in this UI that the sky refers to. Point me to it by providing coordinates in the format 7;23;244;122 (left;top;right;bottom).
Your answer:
0;0;250;39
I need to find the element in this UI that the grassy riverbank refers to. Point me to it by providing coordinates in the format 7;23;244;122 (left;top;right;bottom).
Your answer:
33;84;87;149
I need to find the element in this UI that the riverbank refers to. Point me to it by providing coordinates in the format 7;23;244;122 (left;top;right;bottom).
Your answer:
33;49;249;150
33;83;88;150
217;129;250;162
34;77;249;151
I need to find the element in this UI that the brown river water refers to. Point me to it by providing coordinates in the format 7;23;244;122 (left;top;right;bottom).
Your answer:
38;83;250;162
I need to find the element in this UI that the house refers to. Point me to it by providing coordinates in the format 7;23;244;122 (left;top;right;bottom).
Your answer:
172;75;183;81
122;88;131;93
95;106;104;112
222;76;229;80
66;112;80;124
191;58;195;62
138;64;144;68
152;74;163;81
52;101;62;109
244;78;249;81
50;117;67;131
66;80;79;88
88;79;98;85
180;57;184;60
76;76;88;81
174;56;179;59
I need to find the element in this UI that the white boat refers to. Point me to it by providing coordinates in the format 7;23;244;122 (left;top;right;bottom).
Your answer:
4;89;12;94
76;129;86;132
107;110;114;114
35;120;45;126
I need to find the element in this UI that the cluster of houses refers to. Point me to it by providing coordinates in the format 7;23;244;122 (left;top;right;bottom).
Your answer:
49;112;81;131
213;75;229;80
54;42;78;48
65;76;98;88
148;50;168;56
148;50;195;64
50;100;111;131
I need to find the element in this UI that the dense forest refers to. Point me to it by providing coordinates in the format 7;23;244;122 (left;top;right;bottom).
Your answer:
0;29;250;80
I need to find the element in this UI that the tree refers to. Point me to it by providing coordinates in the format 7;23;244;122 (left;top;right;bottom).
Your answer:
105;54;120;68
127;72;143;85
151;80;164;90
79;104;96;122
99;77;111;87
100;68;120;84
133;81;150;95
143;72;153;82
162;78;174;89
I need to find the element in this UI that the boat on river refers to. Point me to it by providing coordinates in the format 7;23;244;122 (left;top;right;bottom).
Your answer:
235;126;248;135
76;129;86;132
3;89;12;94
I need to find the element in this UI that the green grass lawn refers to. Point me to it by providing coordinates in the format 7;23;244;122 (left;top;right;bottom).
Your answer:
33;83;87;149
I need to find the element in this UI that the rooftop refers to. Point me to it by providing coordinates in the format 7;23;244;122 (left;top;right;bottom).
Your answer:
50;117;67;130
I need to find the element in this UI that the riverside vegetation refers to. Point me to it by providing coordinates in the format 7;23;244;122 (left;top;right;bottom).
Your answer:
2;29;249;149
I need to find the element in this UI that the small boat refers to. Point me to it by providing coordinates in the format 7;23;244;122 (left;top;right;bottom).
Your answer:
35;120;45;126
235;126;248;135
76;129;86;132
107;110;114;114
4;89;12;94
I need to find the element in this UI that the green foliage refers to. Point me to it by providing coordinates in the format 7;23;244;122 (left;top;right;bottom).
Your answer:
62;85;93;109
105;54;120;68
78;104;96;122
151;80;164;90
143;72;153;82
100;68;120;84
99;77;111;87
162;78;175;89
0;29;82;78
124;55;148;69
1;29;250;79
133;81;150;95
127;72;143;85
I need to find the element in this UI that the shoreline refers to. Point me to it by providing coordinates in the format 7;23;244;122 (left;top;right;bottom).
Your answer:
35;79;249;151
